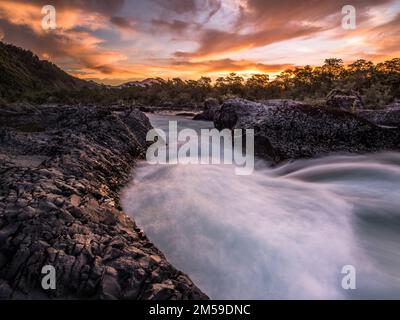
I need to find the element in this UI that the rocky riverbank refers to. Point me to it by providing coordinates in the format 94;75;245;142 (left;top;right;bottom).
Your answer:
213;99;400;163
0;104;208;299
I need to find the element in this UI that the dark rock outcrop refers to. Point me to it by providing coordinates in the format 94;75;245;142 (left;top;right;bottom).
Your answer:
214;99;400;163
0;104;208;300
357;103;400;127
258;99;306;108
193;98;220;121
326;89;364;111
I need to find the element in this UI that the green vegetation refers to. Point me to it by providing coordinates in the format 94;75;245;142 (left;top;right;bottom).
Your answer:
1;42;399;108
0;42;95;103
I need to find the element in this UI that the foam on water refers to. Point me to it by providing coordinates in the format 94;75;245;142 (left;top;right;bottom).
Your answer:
121;114;400;299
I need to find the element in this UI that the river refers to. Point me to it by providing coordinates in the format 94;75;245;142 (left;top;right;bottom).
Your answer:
121;114;400;299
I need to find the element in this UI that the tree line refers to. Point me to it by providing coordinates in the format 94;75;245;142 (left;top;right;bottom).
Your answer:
7;58;400;109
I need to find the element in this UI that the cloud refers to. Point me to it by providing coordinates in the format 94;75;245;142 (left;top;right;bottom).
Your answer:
172;58;293;74
177;0;396;59
0;0;123;32
325;7;400;62
200;0;223;24
0;0;399;82
362;13;400;56
73;57;293;85
0;18;126;73
152;0;197;14
177;25;323;60
110;16;136;31
0;0;129;76
6;0;124;15
151;19;193;34
150;0;222;35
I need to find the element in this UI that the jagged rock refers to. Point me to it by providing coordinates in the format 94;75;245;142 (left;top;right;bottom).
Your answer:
214;98;400;163
357;103;400;127
0;104;208;300
326;89;364;111
193;98;220;121
258;99;306;108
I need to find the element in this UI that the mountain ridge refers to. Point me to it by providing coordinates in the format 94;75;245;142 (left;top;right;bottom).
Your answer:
0;41;97;102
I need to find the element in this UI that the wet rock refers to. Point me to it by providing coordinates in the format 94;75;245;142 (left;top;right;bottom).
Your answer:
214;98;400;163
0;104;208;300
193;98;221;121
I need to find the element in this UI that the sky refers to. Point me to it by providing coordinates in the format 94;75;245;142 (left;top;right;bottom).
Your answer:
0;0;399;85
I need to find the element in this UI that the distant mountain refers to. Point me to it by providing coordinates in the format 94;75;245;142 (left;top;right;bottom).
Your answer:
116;77;165;89
0;41;97;102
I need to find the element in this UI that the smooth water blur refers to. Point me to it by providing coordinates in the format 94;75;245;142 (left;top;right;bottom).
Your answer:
121;114;400;299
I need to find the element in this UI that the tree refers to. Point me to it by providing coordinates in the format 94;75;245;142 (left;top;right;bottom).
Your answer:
215;73;244;96
245;74;270;100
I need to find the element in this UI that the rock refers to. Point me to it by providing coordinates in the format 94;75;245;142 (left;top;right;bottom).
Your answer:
214;98;400;163
214;98;268;129
356;103;400;127
193;98;220;121
0;280;12;298
176;112;197;117
100;267;121;300
258;99;306;108
192;114;208;120
139;106;154;113
0;104;208;300
326;89;364;111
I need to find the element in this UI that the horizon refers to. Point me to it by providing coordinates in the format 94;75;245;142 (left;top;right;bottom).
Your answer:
0;1;399;85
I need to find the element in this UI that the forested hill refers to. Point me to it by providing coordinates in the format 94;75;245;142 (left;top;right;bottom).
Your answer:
0;42;97;102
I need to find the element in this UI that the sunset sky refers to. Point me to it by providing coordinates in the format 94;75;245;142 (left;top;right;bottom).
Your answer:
0;0;399;85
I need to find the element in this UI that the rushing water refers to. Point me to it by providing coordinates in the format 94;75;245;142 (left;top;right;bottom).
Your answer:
121;114;400;300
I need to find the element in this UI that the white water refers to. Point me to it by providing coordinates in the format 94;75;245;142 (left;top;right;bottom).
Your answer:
121;114;400;299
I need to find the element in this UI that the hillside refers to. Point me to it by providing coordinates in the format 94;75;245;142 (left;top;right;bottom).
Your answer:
0;42;96;102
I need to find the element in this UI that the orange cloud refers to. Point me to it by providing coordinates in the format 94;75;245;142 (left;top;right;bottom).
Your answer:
72;58;292;85
0;1;42;32
176;0;395;60
0;0;128;76
0;0;399;83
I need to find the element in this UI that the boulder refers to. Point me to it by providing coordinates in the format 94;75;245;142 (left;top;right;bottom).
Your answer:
193;98;220;121
326;89;364;111
214;98;400;163
356;103;400;127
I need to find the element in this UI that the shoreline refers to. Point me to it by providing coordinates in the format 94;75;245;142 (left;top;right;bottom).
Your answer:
0;104;208;299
